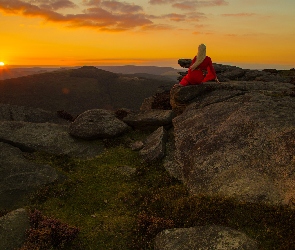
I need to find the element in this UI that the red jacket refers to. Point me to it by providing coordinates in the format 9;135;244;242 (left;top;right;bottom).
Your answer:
179;56;217;86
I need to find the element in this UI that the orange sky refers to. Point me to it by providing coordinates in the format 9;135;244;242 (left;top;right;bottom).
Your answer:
0;0;295;69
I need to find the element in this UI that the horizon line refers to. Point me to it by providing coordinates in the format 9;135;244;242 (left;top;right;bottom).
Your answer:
1;62;294;71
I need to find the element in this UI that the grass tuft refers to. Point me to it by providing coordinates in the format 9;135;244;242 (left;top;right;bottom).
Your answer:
24;132;295;250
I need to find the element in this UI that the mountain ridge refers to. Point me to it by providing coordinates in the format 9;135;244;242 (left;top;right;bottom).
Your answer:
0;65;182;81
0;66;175;115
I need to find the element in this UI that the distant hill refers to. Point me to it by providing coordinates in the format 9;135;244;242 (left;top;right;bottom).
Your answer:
96;65;182;81
0;66;175;115
96;65;177;75
0;67;59;80
0;65;183;81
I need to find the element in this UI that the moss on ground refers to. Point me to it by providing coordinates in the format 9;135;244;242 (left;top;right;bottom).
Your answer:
24;132;295;249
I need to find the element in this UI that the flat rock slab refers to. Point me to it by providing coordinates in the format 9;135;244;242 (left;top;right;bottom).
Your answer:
154;225;258;250
69;109;130;139
0;103;65;124
170;81;294;114
123;110;175;130
0;208;30;250
0;142;59;210
0;121;104;159
172;87;295;205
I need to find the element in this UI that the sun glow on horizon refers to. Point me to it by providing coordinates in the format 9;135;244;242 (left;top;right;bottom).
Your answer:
0;0;294;69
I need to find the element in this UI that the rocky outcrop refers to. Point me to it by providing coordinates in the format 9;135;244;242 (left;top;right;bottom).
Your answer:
69;109;130;140
170;80;294;115
0;142;59;210
178;59;293;83
0;209;30;250
139;126;168;163
170;83;225;114
130;140;144;151
140;91;172;111
0;121;104;158
154;225;258;250
140;96;155;111
123;110;175;131
115;108;133;120
57;110;77;122
170;80;295;205
0;103;65;124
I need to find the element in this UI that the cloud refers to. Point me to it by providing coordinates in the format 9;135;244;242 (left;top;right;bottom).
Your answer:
183;11;206;21
172;1;197;10
84;0;143;14
221;13;257;17
149;10;205;23
83;0;102;6
149;0;228;9
0;0;153;31
0;0;64;19
101;1;143;13
161;13;186;22
0;0;210;32
29;0;77;11
149;0;176;4
140;23;173;31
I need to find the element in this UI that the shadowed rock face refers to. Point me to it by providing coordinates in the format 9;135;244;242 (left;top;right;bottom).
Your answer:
0;143;59;210
140;91;172;111
123;110;175;131
154;225;258;250
0;209;30;250
0;121;104;158
170;81;295;205
140;126;168;163
0;104;66;124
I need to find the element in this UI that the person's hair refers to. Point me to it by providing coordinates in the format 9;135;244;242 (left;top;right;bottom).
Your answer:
191;44;206;70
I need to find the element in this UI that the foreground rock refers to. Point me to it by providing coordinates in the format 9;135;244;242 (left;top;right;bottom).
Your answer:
0;121;104;159
170;81;295;205
0;209;30;250
154;225;258;250
139;126;168;163
0;142;59;210
170;81;294;115
69;109;130;139
0;103;65;124
123;110;175;130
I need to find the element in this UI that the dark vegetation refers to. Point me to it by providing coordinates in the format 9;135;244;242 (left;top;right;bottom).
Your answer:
18;131;295;249
95;65;178;75
151;90;171;110
0;66;175;116
57;110;77;122
19;209;79;250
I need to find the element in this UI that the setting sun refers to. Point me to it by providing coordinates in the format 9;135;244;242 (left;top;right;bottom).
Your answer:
0;62;5;66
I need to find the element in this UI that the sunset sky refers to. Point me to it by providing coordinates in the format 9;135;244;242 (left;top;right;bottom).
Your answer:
0;0;294;69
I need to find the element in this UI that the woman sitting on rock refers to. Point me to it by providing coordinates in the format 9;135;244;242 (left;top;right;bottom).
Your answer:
177;44;220;86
